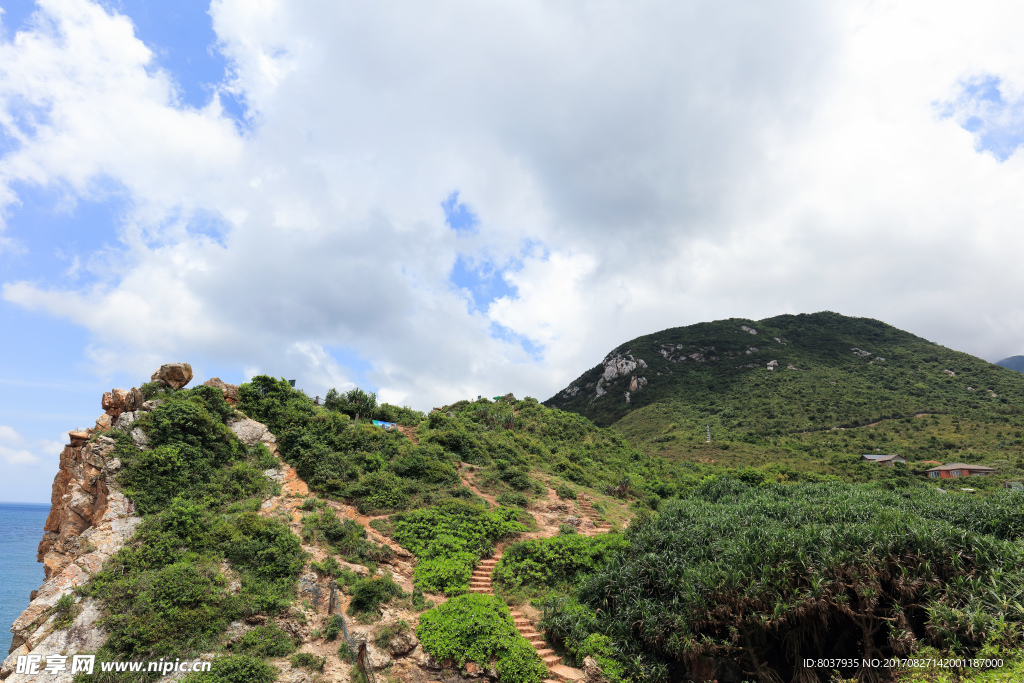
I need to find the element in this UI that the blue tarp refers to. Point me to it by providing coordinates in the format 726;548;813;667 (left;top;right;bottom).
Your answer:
371;420;397;429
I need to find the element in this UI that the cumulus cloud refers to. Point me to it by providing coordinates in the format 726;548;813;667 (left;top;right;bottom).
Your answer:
3;0;1024;411
0;424;61;465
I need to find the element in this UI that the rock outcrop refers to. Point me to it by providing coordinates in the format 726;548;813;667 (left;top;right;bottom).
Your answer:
2;434;141;681
203;377;239;404
150;362;193;389
592;353;648;402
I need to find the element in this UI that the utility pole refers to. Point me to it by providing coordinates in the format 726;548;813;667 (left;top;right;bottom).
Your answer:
706;425;711;443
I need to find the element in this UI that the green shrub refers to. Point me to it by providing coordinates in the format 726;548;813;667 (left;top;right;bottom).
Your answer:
555;483;577;500
347;470;409;513
309;556;360;587
90;559;231;659
417;594;547;683
231;624;297;657
337;642;355;662
238;376;317;435
322;614;345;641
348;575;406;615
411;586;426;611
373;620;410;650
412;553;475;595
218;513;306;582
493;533;627;594
302;508;392;565
496;491;530;508
181;655;276;683
118;445;191;514
392;445;459;484
288;652;326;671
51;593;78;629
390;500;527;594
551;479;1024;682
558;523;577;536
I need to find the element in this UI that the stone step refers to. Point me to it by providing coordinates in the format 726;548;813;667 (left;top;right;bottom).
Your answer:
549;664;585;681
542;654;561;666
469;587;489;593
527;636;545;646
536;647;556;657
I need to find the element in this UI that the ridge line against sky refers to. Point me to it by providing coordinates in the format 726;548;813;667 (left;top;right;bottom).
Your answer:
2;0;1024;502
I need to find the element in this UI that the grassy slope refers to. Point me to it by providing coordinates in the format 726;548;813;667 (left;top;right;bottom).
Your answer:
545;312;1024;485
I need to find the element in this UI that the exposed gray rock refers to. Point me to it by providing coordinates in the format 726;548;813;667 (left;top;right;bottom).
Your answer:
228;418;277;448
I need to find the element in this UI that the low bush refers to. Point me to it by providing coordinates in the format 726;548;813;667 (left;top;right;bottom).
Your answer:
322;614;345;641
390;500;527;594
546;479;1024;682
496;491;530;507
348;575;406;616
288;652;325;671
554;483;577;500
301;507;393;565
493;533;627;595
417;594;548;683
231;624;297;657
373;620;410;650
181;655;276;683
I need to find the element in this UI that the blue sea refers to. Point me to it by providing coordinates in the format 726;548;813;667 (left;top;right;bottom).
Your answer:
0;503;50;652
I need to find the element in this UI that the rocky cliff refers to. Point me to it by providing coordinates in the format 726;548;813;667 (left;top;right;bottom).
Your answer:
2;432;142;681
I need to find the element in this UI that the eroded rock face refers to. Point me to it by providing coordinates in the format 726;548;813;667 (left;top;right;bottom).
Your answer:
150;362;193;389
592;353;648;402
2;436;141;678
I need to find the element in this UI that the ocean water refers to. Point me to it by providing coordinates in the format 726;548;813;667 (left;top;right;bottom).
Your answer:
0;503;50;652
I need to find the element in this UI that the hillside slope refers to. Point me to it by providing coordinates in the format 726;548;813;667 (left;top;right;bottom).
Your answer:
545;312;1024;482
997;355;1024;373
547;311;1024;430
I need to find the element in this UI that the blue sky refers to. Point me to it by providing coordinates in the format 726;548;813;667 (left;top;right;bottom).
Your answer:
939;75;1024;161
4;0;1024;503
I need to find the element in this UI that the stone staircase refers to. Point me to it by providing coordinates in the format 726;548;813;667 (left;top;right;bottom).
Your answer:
577;496;611;531
469;556;583;682
469;555;499;594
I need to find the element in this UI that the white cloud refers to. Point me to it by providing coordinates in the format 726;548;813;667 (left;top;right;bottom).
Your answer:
3;0;1024;412
0;424;61;465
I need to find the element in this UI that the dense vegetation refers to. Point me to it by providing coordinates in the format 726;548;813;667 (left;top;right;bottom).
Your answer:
76;386;305;683
237;375;695;517
416;594;549;683
547;312;1024;487
539;477;1024;682
67;309;1024;683
492;533;628;598
390;500;528;595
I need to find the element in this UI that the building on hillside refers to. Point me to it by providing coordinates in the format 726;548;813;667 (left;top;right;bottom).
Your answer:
860;454;907;467
925;463;997;479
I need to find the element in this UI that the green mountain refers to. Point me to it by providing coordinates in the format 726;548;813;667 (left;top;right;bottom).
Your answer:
997;355;1024;372
545;312;1024;478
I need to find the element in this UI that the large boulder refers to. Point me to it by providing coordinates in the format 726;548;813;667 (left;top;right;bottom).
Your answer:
150;363;193;389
